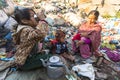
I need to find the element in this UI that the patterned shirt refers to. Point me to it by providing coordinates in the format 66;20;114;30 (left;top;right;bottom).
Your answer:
51;39;68;54
13;25;46;65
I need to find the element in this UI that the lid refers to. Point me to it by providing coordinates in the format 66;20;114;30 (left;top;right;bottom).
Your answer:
49;56;60;63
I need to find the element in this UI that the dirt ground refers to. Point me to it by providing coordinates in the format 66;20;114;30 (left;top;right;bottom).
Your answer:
2;55;120;80
6;67;67;80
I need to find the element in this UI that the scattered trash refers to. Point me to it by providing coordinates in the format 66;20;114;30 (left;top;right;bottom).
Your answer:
72;63;95;80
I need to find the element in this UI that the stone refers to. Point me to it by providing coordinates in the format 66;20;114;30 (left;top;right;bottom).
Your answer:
96;72;108;79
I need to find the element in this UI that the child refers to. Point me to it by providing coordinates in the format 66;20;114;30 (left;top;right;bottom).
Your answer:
50;29;75;62
72;32;91;47
72;32;92;58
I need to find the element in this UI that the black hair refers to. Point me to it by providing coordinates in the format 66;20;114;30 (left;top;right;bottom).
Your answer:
88;10;99;20
55;30;66;39
14;7;35;24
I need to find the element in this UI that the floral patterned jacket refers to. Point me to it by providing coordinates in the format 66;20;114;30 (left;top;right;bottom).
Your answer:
12;25;46;65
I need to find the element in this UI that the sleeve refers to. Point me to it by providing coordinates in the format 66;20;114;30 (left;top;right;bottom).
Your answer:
49;40;57;54
23;27;46;42
89;25;102;51
83;38;91;44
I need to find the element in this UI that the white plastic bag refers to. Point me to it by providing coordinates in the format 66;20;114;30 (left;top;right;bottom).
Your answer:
3;0;15;16
63;12;82;27
72;63;95;80
0;10;8;28
4;17;18;31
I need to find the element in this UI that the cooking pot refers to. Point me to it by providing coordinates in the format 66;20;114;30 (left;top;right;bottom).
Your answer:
40;55;65;78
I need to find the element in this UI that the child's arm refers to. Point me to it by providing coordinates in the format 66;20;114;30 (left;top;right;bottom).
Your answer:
64;41;70;54
49;40;56;54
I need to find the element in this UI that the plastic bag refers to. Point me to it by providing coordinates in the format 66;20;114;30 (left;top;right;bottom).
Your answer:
2;0;15;16
0;10;8;27
72;63;95;80
4;17;18;31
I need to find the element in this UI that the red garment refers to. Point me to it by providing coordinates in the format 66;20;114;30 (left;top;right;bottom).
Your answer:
72;33;91;44
72;33;81;41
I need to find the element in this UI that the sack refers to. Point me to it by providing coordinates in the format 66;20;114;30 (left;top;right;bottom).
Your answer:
0;10;8;27
0;0;8;8
2;0;15;16
4;17;18;30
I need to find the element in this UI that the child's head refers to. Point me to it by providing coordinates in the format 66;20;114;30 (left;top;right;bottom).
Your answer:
55;30;66;42
14;8;39;27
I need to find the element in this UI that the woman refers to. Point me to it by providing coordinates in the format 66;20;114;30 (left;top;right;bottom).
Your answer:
72;10;102;59
0;8;49;71
13;8;50;70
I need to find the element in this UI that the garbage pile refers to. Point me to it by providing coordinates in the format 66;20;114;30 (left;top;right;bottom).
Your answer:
0;0;120;80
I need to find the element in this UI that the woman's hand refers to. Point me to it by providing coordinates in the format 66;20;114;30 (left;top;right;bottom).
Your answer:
37;21;49;32
81;31;94;37
36;21;49;37
76;40;84;47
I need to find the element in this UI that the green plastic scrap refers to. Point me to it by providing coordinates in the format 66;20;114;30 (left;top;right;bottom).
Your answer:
65;74;77;80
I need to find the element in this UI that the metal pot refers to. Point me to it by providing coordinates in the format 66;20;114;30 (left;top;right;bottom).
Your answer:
40;56;65;79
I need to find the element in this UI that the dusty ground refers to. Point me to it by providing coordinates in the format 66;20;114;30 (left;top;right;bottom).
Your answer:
4;55;120;80
95;62;120;80
6;67;67;80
